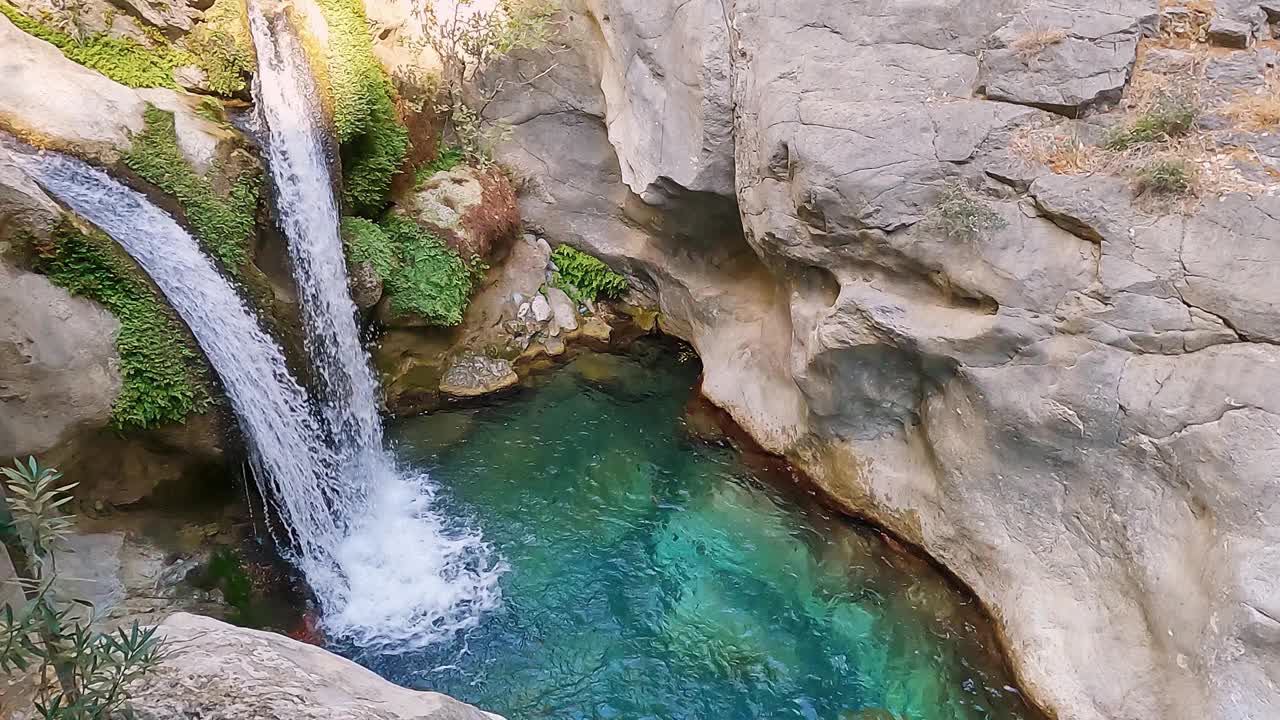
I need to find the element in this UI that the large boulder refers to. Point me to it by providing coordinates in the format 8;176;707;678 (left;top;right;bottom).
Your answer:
128;613;501;720
0;262;121;464
479;2;1280;720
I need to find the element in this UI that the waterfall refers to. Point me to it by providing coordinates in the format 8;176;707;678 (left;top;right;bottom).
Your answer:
7;135;501;651
246;0;381;464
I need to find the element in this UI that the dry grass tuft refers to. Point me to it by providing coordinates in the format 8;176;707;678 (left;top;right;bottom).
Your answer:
1012;129;1097;174
1010;28;1069;59
1223;88;1280;130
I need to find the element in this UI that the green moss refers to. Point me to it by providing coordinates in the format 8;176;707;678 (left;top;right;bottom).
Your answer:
340;89;409;216
414;144;466;187
550;245;628;305
186;0;255;96
124;106;260;274
341;215;473;326
312;0;410;217
1;1;182;88
0;0;250;96
34;221;209;431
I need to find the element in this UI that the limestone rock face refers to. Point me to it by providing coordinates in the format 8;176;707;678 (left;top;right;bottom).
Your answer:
0;262;120;466
479;2;1280;720
128;613;501;720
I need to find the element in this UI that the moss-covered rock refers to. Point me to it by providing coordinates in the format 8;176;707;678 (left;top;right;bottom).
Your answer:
33;219;210;431
304;0;410;218
0;0;252;96
124;105;260;274
341;215;475;327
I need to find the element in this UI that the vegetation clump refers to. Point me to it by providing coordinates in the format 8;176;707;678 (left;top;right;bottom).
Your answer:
125;106;260;274
415;0;558;161
34;221;208;431
342;215;475;325
929;184;1008;240
312;0;411;217
1105;96;1197;150
0;458;167;719
551;245;628;305
1009;27;1068;60
416;144;466;186
1134;158;1196;195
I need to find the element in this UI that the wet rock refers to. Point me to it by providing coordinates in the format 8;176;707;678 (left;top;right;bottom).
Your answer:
128;613;500;720
545;286;578;334
530;293;553;323
579;315;613;344
439;354;518;398
348;260;384;312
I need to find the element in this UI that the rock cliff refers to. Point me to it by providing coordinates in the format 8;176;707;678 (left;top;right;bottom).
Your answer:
477;2;1280;719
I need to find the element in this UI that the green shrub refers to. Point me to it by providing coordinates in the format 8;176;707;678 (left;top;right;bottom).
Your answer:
312;0;410;216
341;215;474;325
1105;97;1197;151
1134;158;1196;195
124;106;260;274
930;184;1008;240
1;458;168;720
550;245;628;305
34;221;208;431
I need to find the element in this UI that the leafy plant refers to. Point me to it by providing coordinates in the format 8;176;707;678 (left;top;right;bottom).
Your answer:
1134;158;1196;195
34;221;208;431
125;105;261;275
415;144;467;187
550;245;628;305
929;184;1008;240
412;0;557;161
0;458;167;720
1105;96;1197;150
341;215;475;325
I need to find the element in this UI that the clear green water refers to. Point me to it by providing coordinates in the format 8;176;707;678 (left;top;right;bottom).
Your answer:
345;342;1040;720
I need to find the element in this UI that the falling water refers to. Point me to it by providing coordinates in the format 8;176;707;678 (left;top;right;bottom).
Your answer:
241;0;504;648
245;0;381;463
4;141;348;591
7;133;502;650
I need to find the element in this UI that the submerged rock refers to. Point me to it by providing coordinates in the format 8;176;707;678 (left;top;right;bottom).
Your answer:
128;613;500;720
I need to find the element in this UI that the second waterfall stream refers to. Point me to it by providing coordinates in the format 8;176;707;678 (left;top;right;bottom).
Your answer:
9;0;503;653
241;0;505;648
